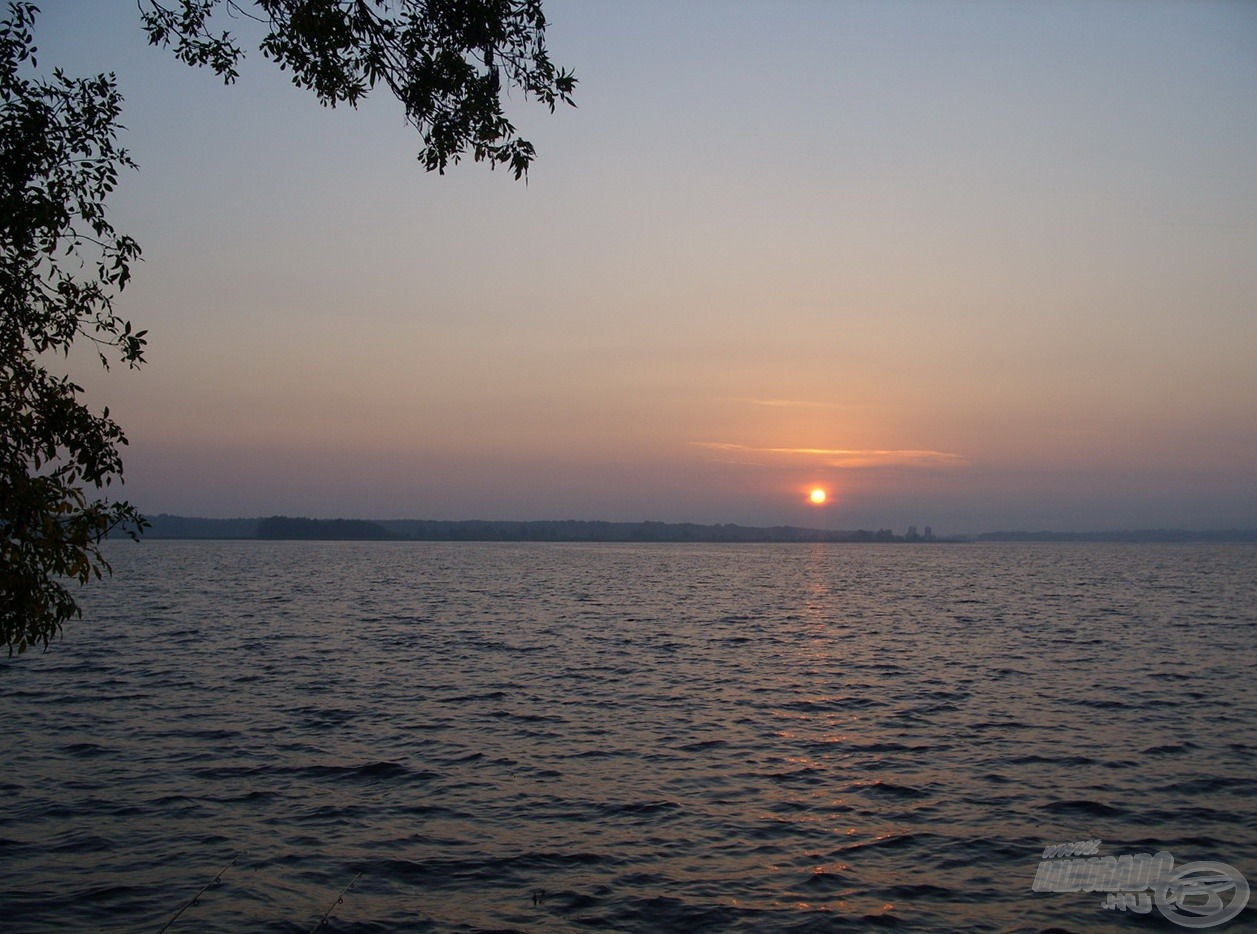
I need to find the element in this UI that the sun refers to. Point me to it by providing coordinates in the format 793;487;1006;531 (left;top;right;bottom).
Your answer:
808;487;828;505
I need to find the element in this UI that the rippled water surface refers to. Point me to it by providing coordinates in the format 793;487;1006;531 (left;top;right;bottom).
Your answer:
2;541;1255;932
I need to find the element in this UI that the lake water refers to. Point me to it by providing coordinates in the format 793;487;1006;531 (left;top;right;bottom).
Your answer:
1;540;1254;932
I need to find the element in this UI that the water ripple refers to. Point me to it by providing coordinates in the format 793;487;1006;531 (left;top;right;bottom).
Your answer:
1;540;1254;932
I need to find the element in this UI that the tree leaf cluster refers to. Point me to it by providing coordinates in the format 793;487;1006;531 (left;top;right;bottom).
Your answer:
2;0;573;654
139;0;577;178
1;2;147;653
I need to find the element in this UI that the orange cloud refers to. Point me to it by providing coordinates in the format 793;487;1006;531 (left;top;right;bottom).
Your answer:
691;441;967;469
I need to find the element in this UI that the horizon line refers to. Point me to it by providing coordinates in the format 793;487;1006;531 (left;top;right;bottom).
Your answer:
133;513;1257;540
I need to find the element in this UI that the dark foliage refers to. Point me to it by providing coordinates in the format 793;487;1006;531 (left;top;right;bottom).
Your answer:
2;0;573;653
1;2;146;653
139;0;576;178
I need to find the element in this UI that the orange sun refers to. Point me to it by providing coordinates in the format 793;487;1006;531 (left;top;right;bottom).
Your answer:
808;487;828;505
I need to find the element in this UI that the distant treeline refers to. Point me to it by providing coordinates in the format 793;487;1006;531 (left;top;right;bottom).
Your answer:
139;515;259;538
132;515;1257;543
140;514;905;542
379;519;902;543
257;516;401;540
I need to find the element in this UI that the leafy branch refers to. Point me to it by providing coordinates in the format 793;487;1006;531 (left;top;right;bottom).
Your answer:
139;0;577;179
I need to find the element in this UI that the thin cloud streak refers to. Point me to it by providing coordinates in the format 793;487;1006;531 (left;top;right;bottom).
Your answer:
692;441;968;469
736;398;852;410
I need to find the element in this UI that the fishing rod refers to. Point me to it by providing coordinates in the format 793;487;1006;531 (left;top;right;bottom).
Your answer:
309;871;363;932
158;854;238;933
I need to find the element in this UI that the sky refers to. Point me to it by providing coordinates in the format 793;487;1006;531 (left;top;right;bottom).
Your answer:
32;0;1257;533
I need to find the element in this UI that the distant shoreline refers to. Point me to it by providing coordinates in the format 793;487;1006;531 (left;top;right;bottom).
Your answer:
123;515;1257;544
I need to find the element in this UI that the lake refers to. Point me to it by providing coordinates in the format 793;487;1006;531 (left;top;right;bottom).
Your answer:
2;540;1254;931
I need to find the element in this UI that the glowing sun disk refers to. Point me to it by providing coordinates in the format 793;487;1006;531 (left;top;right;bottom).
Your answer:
809;488;827;505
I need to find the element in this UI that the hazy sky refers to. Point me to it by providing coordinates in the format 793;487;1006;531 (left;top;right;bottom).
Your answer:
35;0;1257;532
